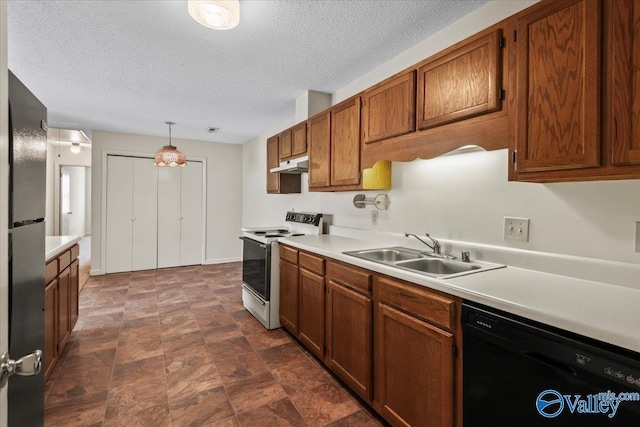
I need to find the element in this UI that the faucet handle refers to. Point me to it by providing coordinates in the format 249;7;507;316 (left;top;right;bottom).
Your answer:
461;251;470;262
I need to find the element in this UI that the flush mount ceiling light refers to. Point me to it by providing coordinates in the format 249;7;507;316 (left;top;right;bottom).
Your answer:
70;142;81;154
188;0;240;30
154;122;187;167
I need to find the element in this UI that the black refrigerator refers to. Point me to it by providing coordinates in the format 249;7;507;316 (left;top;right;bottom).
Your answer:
7;70;47;426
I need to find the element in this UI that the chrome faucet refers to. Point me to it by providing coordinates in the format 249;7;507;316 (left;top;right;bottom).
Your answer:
404;232;456;259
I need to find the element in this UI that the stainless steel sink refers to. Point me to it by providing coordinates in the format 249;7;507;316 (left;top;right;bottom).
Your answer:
347;248;423;263
395;258;480;275
343;246;505;279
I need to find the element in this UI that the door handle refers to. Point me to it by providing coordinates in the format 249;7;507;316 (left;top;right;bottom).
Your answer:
0;350;43;389
66;212;73;215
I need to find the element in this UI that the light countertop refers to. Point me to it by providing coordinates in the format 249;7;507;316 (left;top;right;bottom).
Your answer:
46;235;82;262
278;234;640;354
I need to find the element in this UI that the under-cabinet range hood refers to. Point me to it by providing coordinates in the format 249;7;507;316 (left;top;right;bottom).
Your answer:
270;155;309;174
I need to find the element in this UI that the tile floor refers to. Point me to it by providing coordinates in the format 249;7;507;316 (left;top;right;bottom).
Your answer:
44;262;386;426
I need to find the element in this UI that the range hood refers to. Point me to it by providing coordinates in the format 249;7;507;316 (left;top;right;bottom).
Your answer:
270;155;309;174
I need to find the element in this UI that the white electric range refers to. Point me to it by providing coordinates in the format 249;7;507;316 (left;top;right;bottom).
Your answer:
240;212;331;329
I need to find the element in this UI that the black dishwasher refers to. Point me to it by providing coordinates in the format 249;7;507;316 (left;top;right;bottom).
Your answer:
462;302;640;426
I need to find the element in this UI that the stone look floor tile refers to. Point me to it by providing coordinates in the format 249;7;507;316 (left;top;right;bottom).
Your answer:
47;367;112;405
215;352;269;384
289;382;361;426
45;391;108;427
44;263;381;426
236;398;306;427
169;385;235;426
224;371;288;414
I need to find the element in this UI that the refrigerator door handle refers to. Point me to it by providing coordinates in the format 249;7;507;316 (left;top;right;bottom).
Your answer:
0;350;43;389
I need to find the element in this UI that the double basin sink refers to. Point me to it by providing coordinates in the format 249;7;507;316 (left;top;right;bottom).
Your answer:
343;246;505;279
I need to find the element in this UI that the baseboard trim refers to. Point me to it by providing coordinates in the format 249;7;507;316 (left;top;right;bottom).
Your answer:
204;257;241;265
89;269;104;276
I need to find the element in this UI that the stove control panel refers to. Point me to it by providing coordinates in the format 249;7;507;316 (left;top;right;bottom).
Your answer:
285;212;323;226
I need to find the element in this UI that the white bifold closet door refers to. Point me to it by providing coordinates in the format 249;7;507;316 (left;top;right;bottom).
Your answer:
157;161;203;268
105;156;158;273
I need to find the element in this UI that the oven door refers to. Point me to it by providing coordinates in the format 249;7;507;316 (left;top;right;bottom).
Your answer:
240;237;271;301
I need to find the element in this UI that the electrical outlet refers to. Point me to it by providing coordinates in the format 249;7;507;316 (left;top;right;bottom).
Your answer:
371;210;378;226
504;217;530;242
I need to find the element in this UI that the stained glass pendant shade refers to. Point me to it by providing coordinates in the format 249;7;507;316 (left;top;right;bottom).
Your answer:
154;121;187;167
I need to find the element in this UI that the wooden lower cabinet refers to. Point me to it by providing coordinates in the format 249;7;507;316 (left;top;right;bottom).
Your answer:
278;245;460;426
326;279;373;402
279;258;299;334
375;303;455;427
70;259;80;329
44;281;57;378
57;267;71;350
298;268;325;358
44;245;80;381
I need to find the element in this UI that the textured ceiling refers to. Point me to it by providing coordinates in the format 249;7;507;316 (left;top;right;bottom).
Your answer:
8;0;488;144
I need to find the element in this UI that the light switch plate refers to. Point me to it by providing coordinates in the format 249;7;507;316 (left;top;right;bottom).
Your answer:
635;222;640;253
504;217;530;242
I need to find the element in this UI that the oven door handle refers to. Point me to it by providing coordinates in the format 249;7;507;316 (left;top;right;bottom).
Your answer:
238;236;268;248
242;284;267;305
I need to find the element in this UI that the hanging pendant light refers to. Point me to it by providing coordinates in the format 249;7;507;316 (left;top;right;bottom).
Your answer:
154;122;187;167
188;0;240;30
70;142;81;154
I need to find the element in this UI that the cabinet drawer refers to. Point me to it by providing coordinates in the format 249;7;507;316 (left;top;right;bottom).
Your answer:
299;252;324;275
327;260;372;294
376;276;456;330
280;245;299;264
70;244;80;261
45;259;58;285
58;250;72;272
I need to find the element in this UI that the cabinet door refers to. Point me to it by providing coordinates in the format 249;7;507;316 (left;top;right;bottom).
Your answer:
515;0;601;172
291;122;307;157
375;303;455;427
279;128;292;160
279;259;299;335
308;111;331;188
267;135;280;193
157;166;182;268
610;0;640;165
57;267;71;350
70;259;79;330
418;30;502;130
44;281;57;379
326;280;372;402
180;161;203;266
363;70;416;143
105;155;133;273
132;157;158;271
331;97;361;186
298;268;325;358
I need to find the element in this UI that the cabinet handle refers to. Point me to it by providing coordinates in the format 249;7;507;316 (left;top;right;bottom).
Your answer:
132;218;136;222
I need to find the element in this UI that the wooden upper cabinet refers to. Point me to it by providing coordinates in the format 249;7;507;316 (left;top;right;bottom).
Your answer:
418;29;502;130
308;111;331;188
267;135;301;194
279;128;292;160
363;70;416;144
609;0;640;165
514;0;601;172
331;96;361;186
291;122;307;157
266;135;280;193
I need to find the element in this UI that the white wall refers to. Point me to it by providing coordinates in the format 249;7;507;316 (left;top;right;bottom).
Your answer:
242;0;640;266
45;140;91;235
91;130;243;274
